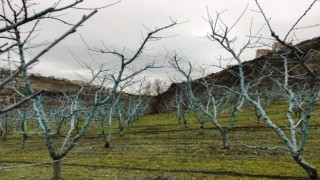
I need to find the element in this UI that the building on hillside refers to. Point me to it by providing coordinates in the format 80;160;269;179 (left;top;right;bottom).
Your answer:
272;42;285;53
256;42;293;58
256;49;273;58
272;42;293;53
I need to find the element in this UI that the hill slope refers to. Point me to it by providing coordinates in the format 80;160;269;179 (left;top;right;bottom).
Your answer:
151;36;320;113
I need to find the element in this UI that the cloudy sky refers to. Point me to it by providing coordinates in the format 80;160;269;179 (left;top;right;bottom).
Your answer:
1;0;320;83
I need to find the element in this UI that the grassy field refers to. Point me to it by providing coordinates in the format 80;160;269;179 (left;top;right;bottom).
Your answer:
1;103;320;179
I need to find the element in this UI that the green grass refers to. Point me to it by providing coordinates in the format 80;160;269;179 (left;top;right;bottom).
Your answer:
1;105;320;179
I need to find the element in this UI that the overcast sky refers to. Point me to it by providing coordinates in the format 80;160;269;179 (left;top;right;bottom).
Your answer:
1;0;320;83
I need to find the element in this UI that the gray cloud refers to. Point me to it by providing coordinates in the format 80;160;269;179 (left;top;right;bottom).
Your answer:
3;0;320;82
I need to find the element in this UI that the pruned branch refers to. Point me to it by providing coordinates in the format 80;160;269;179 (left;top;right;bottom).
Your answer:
283;0;317;42
0;10;98;89
0;89;44;115
0;1;86;33
235;139;289;151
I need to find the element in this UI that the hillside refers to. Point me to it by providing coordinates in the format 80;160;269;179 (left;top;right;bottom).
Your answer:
0;71;103;106
151;36;320;113
0;37;319;111
0;70;150;109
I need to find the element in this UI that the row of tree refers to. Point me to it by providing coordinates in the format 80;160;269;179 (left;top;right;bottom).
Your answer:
158;1;320;179
1;0;319;179
0;0;179;179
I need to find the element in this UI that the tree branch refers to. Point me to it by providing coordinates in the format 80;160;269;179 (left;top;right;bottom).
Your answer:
0;10;98;89
0;89;44;115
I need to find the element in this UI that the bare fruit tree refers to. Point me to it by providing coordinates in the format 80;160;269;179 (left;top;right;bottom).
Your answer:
0;0;102;113
205;0;319;178
49;19;179;179
152;79;168;96
0;1;101;178
168;51;246;149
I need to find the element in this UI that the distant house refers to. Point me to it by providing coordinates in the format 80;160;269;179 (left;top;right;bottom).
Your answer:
256;42;293;58
256;49;273;58
272;42;293;53
272;42;285;53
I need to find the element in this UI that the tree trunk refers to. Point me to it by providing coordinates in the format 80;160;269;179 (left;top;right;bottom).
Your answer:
292;153;318;179
75;120;80;133
101;128;110;148
220;129;230;149
3;130;7;141
255;108;261;123
104;141;110;148
127;119;132;129
179;109;188;128
21;113;28;149
195;112;205;135
119;127;124;137
198;124;205;135
3;114;8;141
101;116;109;148
106;109;113;148
20;134;28;150
52;159;62;180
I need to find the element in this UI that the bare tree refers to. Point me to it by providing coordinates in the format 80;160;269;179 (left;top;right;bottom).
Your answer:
1;1;116;179
205;0;319;178
0;0;103;114
152;79;168;96
97;104;113;148
173;85;188;127
169;52;246;149
41;19;178;179
150;78;169;113
16;106;39;149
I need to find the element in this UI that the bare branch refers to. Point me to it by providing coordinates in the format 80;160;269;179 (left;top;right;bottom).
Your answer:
0;89;44;115
0;10;98;89
71;1;121;10
283;0;317;42
236;139;289;151
0;7;54;33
